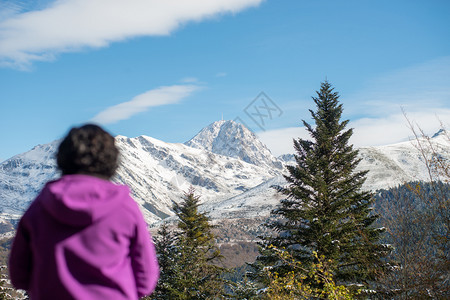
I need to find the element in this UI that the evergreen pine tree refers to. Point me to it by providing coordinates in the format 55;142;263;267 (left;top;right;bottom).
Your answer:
255;81;389;292
152;187;225;299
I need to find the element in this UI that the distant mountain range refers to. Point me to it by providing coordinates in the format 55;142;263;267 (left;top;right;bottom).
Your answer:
1;120;449;231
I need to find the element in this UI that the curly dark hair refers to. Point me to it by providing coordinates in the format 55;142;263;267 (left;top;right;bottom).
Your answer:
57;124;119;179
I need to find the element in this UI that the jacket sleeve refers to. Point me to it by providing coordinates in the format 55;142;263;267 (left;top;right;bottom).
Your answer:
9;217;33;291
130;206;160;298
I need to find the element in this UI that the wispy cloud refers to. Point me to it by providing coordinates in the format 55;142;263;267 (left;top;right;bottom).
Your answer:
0;0;263;69
90;84;200;125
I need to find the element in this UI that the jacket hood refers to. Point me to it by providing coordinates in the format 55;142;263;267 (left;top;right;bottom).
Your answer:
40;174;130;227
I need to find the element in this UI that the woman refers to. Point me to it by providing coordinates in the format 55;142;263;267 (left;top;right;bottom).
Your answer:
9;124;159;299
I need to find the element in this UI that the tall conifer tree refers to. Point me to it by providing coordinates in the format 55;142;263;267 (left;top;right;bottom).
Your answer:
256;81;389;291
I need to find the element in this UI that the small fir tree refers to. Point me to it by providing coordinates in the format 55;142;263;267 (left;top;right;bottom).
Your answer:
255;81;389;293
151;187;225;299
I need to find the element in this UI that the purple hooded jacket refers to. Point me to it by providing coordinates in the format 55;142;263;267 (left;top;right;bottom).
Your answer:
9;174;160;299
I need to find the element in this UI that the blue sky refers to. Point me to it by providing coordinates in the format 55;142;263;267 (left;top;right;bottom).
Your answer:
1;0;449;161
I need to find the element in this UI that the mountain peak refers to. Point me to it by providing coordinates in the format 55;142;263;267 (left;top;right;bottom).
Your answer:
185;120;282;169
185;120;246;150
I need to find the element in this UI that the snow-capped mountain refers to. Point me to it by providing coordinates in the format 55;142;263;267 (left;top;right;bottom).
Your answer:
185;120;283;170
0;121;448;230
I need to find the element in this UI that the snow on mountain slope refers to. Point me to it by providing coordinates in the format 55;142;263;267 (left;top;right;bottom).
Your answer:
357;130;449;191
114;135;277;224
0;141;60;217
185;120;283;169
202;175;286;220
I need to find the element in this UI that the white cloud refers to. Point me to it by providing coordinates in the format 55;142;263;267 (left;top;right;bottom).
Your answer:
257;127;309;156
0;0;263;68
90;84;199;124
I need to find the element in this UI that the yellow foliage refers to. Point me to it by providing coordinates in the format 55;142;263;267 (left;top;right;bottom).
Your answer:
263;246;357;300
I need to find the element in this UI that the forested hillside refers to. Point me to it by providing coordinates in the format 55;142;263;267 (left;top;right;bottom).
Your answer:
374;181;449;298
